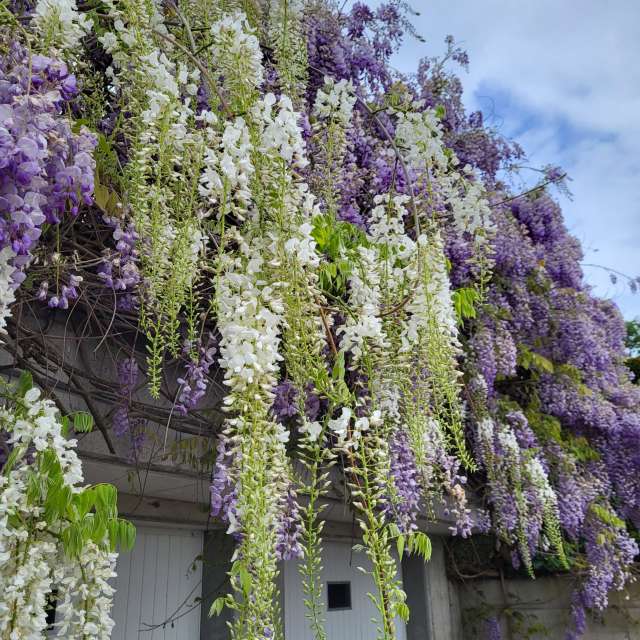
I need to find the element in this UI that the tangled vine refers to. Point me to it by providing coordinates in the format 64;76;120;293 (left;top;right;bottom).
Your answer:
0;1;638;639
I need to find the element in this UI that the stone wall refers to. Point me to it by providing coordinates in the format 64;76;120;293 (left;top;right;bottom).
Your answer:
454;573;640;640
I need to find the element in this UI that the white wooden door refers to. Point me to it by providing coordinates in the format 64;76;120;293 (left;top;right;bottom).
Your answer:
283;539;407;640
111;526;203;640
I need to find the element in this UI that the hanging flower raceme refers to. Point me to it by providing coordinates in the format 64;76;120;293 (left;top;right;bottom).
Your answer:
2;1;639;639
0;374;134;640
0;43;96;327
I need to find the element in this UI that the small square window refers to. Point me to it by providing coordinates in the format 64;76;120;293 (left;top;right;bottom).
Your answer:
327;581;351;611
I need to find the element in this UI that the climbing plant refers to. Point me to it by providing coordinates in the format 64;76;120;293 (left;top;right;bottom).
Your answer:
0;1;638;639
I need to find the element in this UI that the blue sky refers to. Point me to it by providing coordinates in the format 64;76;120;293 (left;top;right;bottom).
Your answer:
361;0;640;318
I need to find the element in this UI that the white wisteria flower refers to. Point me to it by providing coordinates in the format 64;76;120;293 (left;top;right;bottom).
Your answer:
313;77;356;126
0;246;16;335
34;0;93;53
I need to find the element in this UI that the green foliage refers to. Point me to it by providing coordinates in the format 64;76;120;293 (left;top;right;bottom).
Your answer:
72;411;94;433
525;408;600;462
312;214;368;296
452;286;479;323
517;345;554;374
625;320;640;382
406;530;432;562
3;374;136;558
591;503;625;530
625;319;640;356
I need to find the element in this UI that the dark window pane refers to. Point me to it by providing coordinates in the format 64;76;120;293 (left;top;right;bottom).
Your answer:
327;581;351;610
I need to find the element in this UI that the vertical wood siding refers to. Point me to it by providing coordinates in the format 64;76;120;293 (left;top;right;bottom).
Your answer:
111;526;203;640
283;540;407;640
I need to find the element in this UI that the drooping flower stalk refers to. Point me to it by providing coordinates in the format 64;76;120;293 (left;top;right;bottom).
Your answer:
0;374;134;640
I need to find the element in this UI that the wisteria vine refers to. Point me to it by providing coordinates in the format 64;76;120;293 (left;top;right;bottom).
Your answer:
0;1;638;639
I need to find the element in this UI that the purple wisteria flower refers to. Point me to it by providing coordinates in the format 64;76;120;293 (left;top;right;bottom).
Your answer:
271;379;322;423
98;217;141;310
275;486;304;561
210;435;242;539
112;357;145;457
384;428;421;534
176;334;217;415
0;43;96;300
484;616;502;640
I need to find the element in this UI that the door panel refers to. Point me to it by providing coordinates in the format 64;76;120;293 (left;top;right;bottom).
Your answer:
111;526;203;640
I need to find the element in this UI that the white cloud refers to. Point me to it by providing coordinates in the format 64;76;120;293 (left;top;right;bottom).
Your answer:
364;0;640;316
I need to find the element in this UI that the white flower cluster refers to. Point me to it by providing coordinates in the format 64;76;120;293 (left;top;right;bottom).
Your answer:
394;105;449;175
100;0;200;139
447;172;494;239
525;457;557;505
0;386;116;640
328;407;382;450
199;116;254;218
53;542;117;640
210;12;264;95
217;242;284;400
497;425;521;461
0;534;57;639
34;0;93;53
338;246;387;364
0;246;16;335
255;93;308;168
99;0;167;85
313;77;356;126
477;417;495;446
368;193;417;279
283;222;319;267
6;386;83;485
402;234;459;348
300;417;323;441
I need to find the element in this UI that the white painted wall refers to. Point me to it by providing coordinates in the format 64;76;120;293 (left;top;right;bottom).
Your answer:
283;539;407;640
111;526;203;640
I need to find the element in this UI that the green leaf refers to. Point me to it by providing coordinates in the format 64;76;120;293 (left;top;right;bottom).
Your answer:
118;519;136;551
408;532;432;561
396;601;410;622
332;350;345;382
74;488;96;518
452;287;479;323
209;597;225;617
60;415;70;438
16;371;33;398
239;566;252;595
72;411;94;433
93;483;118;519
1;443;26;475
396;534;405;559
518;346;554;374
591;504;625;529
44;482;72;522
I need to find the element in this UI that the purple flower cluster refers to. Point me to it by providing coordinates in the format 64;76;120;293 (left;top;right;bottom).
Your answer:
384;428;421;534
271;379;321;424
176;334;217;415
304;11;640;623
112;357;145;456
36;273;83;309
210;435;241;538
483;616;502;640
0;44;95;291
580;512;638;611
98;217;141;311
275;486;304;561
